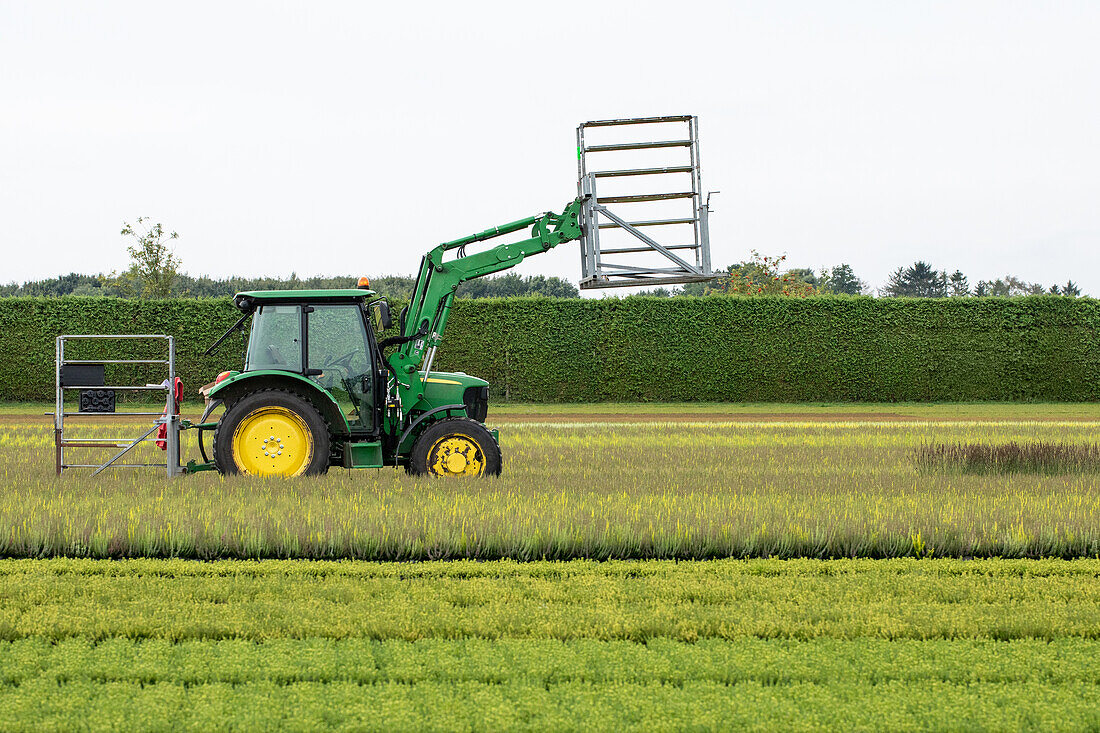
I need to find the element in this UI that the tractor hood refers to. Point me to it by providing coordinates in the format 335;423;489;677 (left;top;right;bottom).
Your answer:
418;371;490;421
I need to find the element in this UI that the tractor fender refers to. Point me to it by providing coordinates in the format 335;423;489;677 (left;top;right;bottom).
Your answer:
397;403;468;453
205;370;351;435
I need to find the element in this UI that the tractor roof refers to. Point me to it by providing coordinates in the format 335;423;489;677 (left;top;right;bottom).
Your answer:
233;289;376;312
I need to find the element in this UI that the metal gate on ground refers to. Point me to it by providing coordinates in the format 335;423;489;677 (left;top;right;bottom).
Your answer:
52;334;183;477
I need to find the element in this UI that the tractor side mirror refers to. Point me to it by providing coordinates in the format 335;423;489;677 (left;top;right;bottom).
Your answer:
371;300;393;331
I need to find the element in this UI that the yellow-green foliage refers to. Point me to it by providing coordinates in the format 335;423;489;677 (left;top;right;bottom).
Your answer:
3;416;1100;559
3;557;1099;641
0;558;1098;730
5;408;1099;729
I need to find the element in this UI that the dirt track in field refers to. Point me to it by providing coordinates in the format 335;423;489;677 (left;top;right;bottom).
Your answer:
490;412;928;423
0;410;930;424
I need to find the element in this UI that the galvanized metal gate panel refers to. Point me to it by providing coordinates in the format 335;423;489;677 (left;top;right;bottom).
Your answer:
577;115;715;289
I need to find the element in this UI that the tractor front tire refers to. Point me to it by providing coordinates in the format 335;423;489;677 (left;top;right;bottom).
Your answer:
407;418;501;477
213;390;331;477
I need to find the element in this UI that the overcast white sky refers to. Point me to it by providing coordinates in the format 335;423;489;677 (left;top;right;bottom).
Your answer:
2;1;1097;295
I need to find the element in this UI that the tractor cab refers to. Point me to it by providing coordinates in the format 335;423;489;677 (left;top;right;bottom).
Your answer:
232;289;384;432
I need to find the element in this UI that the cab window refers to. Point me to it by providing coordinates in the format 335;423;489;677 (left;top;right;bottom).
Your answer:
245;305;302;372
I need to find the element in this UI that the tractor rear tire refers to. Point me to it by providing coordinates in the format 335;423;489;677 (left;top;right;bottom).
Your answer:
406;418;501;477
213;390;331;476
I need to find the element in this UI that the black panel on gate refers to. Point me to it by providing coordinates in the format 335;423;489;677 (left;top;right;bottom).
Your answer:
80;389;116;413
60;363;105;387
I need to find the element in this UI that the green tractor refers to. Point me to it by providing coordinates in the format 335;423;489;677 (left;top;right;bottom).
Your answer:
189;200;582;478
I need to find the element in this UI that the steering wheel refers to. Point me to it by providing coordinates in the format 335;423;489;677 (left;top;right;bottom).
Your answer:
318;350;366;412
323;349;360;374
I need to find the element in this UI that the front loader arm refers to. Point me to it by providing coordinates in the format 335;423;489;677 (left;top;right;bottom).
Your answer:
387;199;583;408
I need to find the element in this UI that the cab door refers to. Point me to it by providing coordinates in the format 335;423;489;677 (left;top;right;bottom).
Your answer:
305;304;376;431
245;304;303;372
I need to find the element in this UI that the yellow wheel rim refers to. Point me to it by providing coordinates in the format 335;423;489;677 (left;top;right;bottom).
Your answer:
231;406;313;476
427;434;485;477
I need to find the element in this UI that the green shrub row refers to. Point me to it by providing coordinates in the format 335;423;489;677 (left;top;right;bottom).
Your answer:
1;296;1097;402
439;296;1100;402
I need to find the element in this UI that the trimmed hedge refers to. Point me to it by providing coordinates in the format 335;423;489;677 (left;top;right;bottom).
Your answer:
0;298;244;404
1;296;1097;403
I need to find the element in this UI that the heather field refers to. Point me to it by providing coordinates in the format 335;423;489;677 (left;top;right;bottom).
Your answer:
3;404;1100;729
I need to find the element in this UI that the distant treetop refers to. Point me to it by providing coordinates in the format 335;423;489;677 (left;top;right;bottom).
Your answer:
0;271;580;299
